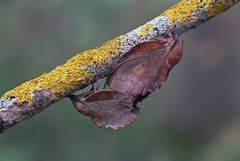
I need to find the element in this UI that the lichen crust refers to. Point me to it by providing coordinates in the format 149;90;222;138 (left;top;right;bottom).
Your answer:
162;0;238;33
2;36;124;105
118;16;171;56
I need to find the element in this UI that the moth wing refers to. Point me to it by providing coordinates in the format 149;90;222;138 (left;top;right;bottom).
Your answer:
85;90;128;102
121;40;166;60
72;90;139;130
90;100;139;130
155;40;184;88
107;50;165;96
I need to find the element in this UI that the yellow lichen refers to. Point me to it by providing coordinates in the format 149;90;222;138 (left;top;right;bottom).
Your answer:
2;35;124;105
138;24;155;36
161;0;236;28
205;0;235;18
160;0;194;28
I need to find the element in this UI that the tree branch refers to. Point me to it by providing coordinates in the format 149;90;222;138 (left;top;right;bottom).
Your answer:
0;0;239;133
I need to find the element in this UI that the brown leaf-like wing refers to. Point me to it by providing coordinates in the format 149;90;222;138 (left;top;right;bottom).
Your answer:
156;40;183;87
69;90;139;130
107;38;183;99
85;90;128;102
107;50;166;97
89;100;139;130
121;40;166;60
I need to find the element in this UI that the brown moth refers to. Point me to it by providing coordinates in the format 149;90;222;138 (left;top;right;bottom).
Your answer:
68;90;139;130
68;34;183;130
106;34;183;102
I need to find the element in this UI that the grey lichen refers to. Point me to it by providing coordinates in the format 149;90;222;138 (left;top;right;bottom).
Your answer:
119;16;171;56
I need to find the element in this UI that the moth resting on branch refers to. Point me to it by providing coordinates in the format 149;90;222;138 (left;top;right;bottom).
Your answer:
0;0;238;133
69;34;183;130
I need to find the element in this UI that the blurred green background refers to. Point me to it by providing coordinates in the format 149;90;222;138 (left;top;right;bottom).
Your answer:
0;1;240;161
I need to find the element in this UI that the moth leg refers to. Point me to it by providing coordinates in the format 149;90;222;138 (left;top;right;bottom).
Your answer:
88;80;100;91
89;70;101;91
88;83;95;91
95;80;100;91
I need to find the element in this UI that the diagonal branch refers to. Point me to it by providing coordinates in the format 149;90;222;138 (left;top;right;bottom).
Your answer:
0;0;239;133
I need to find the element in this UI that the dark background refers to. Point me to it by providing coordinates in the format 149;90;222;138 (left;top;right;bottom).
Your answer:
0;1;240;161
